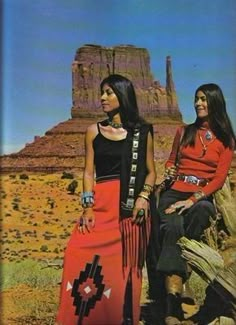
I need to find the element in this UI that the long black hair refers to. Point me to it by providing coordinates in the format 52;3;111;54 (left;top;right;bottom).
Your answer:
182;83;235;149
100;74;146;129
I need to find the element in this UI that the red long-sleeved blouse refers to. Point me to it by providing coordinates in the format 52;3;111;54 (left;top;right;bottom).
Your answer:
165;126;234;198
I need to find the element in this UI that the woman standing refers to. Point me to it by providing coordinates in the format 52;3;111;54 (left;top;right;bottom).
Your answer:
56;74;156;325
152;83;235;324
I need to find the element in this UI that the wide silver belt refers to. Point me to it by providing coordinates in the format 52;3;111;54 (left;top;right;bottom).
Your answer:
176;174;208;186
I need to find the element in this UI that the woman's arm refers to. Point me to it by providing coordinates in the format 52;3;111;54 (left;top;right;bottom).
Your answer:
144;131;157;187
79;124;98;233
132;131;156;224
196;146;234;197
165;127;183;168
83;124;97;192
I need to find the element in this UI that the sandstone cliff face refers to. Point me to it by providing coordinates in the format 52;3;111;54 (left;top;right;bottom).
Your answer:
0;118;181;173
1;44;183;173
71;44;181;119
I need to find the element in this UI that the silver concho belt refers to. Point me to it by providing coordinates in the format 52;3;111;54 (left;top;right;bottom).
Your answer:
121;128;140;210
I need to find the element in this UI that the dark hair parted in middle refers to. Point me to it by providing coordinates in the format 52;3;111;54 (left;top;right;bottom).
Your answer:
182;83;235;149
100;74;146;129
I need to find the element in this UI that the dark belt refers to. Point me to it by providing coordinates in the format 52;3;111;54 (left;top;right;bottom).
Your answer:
176;174;208;186
96;174;120;183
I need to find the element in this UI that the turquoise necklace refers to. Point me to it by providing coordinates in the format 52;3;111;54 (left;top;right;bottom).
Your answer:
108;120;123;129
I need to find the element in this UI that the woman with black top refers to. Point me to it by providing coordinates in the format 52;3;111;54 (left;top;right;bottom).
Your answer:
56;74;156;325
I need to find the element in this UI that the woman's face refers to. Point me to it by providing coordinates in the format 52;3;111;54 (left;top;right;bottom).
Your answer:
194;90;209;118
101;84;120;113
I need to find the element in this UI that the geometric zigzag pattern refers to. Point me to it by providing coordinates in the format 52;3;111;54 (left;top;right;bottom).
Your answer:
70;255;106;324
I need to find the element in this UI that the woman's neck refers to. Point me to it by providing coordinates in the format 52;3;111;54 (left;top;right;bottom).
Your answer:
108;110;122;124
107;108;120;122
196;117;209;129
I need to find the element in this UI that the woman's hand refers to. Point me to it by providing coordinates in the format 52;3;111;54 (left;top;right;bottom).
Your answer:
132;196;149;225
164;165;177;178
78;207;95;234
165;199;194;215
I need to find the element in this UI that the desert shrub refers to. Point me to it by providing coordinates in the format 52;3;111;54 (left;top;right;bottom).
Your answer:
61;171;74;179
12;197;21;210
47;197;55;208
67;180;78;194
12;203;19;210
40;245;49;252
13;197;21;202
12;302;57;324
1;193;7;199
19;173;29;180
0;259;62;290
54;247;59;254
12;180;19;184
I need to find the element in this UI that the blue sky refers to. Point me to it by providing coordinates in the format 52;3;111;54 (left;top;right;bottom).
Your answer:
2;0;236;154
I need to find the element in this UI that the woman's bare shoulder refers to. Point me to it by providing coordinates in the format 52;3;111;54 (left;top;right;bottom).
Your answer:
87;123;98;132
85;123;99;140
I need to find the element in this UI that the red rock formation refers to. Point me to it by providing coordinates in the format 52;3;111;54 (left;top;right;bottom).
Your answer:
71;44;182;119
0;44;184;173
0;118;182;173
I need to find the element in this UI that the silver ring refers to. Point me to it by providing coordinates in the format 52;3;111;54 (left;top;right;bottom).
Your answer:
137;208;145;217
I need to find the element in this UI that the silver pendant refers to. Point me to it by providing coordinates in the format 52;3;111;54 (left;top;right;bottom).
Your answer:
205;130;213;140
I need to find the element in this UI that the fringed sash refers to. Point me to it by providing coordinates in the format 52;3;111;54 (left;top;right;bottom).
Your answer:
120;217;151;274
119;123;154;271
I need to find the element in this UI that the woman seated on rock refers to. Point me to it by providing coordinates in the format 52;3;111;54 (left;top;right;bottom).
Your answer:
149;83;235;325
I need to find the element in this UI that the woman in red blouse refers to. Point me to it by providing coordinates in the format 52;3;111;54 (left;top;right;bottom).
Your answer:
153;83;235;324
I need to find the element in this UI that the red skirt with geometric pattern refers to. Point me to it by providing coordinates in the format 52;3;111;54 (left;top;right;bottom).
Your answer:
56;179;150;325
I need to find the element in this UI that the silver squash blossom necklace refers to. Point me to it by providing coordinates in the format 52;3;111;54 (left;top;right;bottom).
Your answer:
198;130;216;157
205;130;213;140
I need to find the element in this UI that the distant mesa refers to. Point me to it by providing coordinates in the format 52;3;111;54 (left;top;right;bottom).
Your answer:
71;44;181;119
0;44;183;173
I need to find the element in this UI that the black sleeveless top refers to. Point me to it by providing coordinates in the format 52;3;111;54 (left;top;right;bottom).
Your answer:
93;123;126;181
